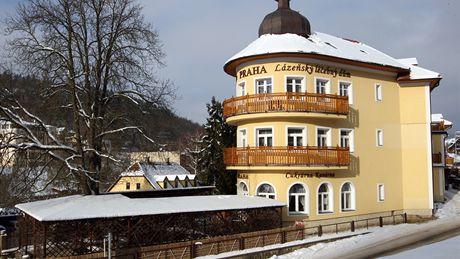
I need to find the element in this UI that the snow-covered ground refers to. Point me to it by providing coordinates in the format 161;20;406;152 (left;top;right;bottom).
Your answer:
270;189;460;259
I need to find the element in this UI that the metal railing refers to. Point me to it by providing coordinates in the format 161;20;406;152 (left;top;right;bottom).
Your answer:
223;93;349;119
224;146;350;167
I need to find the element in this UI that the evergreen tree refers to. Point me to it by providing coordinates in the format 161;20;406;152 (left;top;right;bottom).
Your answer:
197;97;236;194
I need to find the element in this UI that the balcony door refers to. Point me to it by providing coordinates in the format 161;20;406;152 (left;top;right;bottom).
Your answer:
256;78;273;94
256;128;273;147
317;128;331;147
286;77;304;93
288;127;305;147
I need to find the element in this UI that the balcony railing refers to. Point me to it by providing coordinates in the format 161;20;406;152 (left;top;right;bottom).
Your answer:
223;93;349;119
224;146;350;167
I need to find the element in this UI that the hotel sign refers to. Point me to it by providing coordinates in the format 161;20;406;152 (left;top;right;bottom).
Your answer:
238;63;351;79
285;172;336;179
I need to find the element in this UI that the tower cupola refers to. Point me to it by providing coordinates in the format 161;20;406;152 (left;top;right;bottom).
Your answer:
258;0;311;38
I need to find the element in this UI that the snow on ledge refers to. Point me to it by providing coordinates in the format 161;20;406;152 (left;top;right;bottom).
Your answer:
16;194;285;222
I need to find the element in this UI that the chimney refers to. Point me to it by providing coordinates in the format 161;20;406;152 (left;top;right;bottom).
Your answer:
277;0;290;9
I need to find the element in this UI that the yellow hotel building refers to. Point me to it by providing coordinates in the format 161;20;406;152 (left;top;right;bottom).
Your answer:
223;0;444;224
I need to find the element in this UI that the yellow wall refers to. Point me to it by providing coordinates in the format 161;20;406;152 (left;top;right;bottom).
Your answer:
109;176;154;192
230;59;433;222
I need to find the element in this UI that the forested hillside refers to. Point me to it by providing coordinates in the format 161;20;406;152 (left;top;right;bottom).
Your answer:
0;72;202;152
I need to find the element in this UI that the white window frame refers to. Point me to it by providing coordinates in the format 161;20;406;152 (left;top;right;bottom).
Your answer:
376;129;384;147
237;81;246;97
315;77;331;94
338;80;353;105
286;126;307;147
340;182;356;212
317;182;334;214
375;83;383;101
287;183;309;215
238;128;248;148
238;181;249;196
254;77;274;94
316;127;332;147
377;184;385;202
255;126;274;147
285;75;306;93
256;182;276;199
339;129;355;153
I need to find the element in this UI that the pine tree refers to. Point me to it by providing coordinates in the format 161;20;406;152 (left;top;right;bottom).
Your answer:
197;97;236;194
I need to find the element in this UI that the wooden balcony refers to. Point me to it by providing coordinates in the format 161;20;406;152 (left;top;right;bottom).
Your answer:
223;93;349;119
224;146;350;167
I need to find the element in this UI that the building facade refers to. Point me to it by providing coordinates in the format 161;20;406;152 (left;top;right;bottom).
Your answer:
223;0;443;223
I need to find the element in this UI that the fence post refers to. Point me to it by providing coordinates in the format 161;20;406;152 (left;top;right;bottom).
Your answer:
0;230;6;256
379;217;383;227
318;225;323;237
240;237;245;250
190;242;196;258
351;221;355;232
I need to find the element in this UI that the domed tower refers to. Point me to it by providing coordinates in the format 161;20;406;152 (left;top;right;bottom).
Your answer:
222;0;442;224
259;0;311;38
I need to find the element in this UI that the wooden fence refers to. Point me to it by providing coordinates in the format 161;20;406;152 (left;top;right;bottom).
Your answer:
51;213;407;259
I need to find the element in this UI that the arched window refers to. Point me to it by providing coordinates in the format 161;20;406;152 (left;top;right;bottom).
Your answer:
289;184;308;214
318;183;333;213
257;183;275;199
239;182;249;196
341;182;355;211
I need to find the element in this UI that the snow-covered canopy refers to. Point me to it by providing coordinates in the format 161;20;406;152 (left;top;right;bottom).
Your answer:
16;194;285;222
225;33;440;81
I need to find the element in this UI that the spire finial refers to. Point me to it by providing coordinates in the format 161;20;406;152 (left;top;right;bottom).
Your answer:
277;0;290;9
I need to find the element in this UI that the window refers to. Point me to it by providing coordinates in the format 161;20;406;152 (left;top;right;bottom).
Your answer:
136;183;141;190
289;184;308;214
287;127;305;147
375;84;382;101
286;77;304;93
376;129;384;147
126;182;130;190
239;182;249;196
256;128;273;147
340;129;354;152
257;183;275;199
316;78;330;94
237;81;246;96
318;183;333;213
256;78;273;94
238;129;247;148
341;182;355;211
378;184;385;202
339;81;353;104
317;128;331;147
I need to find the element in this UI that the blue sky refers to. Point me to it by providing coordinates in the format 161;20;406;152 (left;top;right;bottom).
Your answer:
1;0;459;134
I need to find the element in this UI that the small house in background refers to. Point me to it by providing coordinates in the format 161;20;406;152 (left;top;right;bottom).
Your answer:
107;161;197;192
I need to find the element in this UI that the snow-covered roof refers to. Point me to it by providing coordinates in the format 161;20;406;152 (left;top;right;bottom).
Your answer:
431;114;453;126
226;33;410;71
120;161;194;188
16;194;285;222
398;58;441;80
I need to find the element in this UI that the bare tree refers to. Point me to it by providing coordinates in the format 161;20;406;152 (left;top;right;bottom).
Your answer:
1;0;175;195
